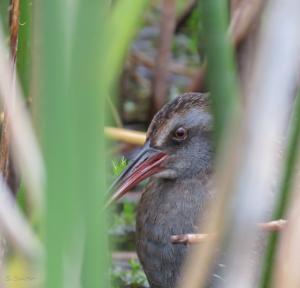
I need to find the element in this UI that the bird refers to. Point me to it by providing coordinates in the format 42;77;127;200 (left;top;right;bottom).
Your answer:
109;92;218;288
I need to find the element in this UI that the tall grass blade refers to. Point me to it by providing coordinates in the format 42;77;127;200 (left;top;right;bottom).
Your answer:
261;91;300;287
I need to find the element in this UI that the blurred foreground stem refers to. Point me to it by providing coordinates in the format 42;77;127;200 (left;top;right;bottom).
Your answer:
178;2;239;288
41;1;109;287
261;92;300;288
201;1;238;142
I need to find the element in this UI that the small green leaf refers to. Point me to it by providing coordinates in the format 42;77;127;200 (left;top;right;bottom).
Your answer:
112;156;128;176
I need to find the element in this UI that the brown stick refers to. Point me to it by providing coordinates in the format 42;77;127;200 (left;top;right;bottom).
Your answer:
0;0;20;195
150;0;176;119
171;219;287;245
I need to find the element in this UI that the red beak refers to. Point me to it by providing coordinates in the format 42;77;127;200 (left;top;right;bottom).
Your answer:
106;142;167;207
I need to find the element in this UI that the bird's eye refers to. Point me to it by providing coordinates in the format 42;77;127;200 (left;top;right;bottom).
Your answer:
173;127;187;142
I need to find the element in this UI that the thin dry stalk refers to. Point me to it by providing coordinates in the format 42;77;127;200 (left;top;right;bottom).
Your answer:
105;127;146;145
0;104;11;186
0;25;44;212
0;0;20;195
171;220;287;245
150;0;176;118
9;0;19;62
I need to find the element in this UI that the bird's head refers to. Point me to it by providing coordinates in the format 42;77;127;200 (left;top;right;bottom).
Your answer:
108;93;213;205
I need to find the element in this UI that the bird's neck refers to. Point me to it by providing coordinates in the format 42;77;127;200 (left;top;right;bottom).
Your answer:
137;175;214;241
136;175;214;287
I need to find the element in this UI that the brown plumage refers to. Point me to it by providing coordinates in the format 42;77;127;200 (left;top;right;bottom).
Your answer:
147;93;210;141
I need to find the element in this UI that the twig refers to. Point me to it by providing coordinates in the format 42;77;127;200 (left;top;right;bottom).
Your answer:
171;220;287;245
171;233;212;245
105;127;146;145
257;219;287;232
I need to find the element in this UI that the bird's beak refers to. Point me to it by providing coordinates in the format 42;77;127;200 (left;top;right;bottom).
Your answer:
106;141;167;207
